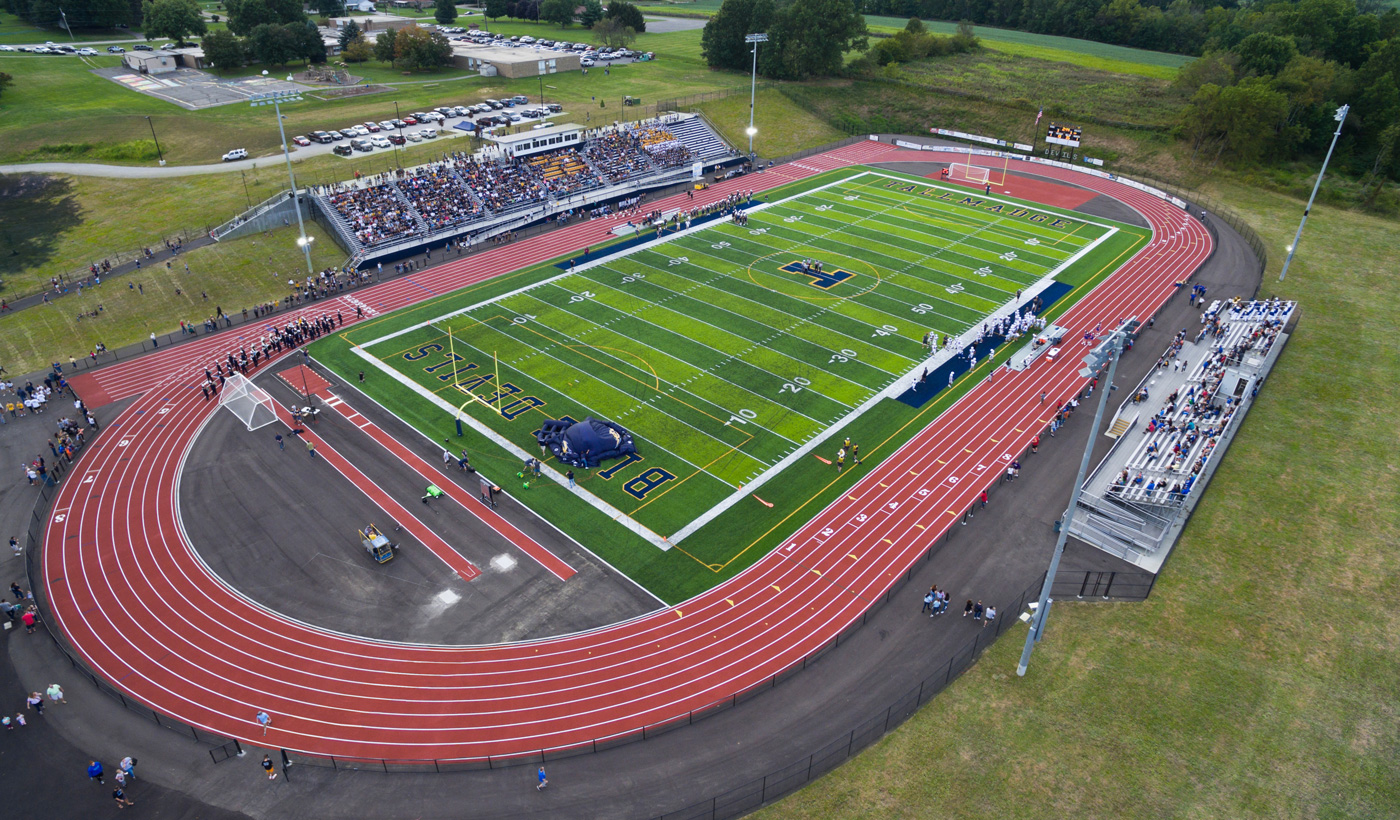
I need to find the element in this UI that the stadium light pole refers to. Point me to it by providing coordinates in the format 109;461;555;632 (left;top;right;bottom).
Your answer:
1279;104;1349;282
744;33;767;159
143;116;165;166
253;84;314;276
1016;319;1137;678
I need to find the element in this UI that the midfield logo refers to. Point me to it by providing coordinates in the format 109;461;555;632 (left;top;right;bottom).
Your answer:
779;260;855;290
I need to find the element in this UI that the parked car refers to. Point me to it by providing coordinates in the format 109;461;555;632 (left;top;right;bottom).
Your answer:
133;44;153;51
222;148;248;162
580;57;594;67
402;116;417;125
0;45;12;52
77;47;98;55
387;134;406;145
363;121;381;132
420;129;438;139
351;137;373;152
520;108;541;119
378;120;397;131
510;95;529;104
292;135;311;146
332;144;353;156
507;112;522;122
327;130;345;140
546;102;562;112
371;135;391;148
405;131;422;142
310;131;331;143
452;105;469;116
106;45;125;53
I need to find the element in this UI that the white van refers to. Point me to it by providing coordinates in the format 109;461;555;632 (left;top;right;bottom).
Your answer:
222;148;248;162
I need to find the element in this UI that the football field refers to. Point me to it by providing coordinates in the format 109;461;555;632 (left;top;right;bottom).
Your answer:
343;169;1140;547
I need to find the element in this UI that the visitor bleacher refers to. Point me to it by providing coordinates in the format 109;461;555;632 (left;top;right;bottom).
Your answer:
1108;298;1295;506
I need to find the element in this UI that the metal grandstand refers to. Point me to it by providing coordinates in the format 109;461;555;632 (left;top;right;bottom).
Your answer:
1068;298;1298;572
306;113;741;265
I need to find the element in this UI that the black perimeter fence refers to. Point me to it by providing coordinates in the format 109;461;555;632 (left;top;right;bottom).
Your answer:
15;133;1205;818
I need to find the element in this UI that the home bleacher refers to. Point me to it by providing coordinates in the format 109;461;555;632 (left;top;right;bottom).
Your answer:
526;149;600;195
306;114;740;255
396;163;484;231
665;115;733;160
323;182;420;249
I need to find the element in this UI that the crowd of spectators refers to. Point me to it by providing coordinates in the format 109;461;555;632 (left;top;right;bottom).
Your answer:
325;184;418;247
398;163;484;231
583;128;658;182
526;149;601;196
455;156;548;213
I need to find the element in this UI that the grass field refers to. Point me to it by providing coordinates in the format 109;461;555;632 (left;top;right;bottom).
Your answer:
0;26;722;166
0;10;142;44
752;182;1400;819
891;49;1182;129
0;223;343;373
316;166;1146;597
696;88;845;159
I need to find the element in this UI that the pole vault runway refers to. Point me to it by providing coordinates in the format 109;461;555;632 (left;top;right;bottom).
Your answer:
45;141;1212;761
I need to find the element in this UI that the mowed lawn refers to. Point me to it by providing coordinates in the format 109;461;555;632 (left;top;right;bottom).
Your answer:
0;223;343;374
752;183;1400;819
696;88;846;159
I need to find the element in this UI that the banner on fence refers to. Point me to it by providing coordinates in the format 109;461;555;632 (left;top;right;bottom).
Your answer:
1083;157;1105;167
1013;143;1034;152
930;128;1007;148
895;139;925;150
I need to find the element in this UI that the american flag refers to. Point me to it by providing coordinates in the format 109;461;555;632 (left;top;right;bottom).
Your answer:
1035;106;1043;125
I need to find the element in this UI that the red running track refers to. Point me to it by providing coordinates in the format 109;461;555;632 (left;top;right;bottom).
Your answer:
44;143;1211;760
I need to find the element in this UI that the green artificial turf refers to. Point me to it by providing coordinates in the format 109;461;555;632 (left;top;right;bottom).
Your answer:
311;166;1145;601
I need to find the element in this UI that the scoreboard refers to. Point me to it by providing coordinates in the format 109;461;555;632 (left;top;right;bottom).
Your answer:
1045;123;1082;148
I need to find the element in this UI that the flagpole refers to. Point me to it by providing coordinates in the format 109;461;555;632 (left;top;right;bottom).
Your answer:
1031;106;1042;154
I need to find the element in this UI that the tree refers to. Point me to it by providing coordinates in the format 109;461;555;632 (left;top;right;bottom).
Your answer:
592;17;635;49
1235;32;1298;77
342;32;372;61
374;24;397;63
578;0;602;27
604;0;643;33
338;18;361;48
314;0;344;16
291;20;326;63
226;0;304;35
540;0;571;27
249;21;300;65
701;0;774;71
434;0;457;24
395;23;453;70
140;0;206;43
201;28;246;67
0;72;12;101
226;0;276;35
484;0;507;20
764;0;865;80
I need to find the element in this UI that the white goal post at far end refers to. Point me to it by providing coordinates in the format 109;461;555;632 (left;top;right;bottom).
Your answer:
962;161;990;184
218;373;279;431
